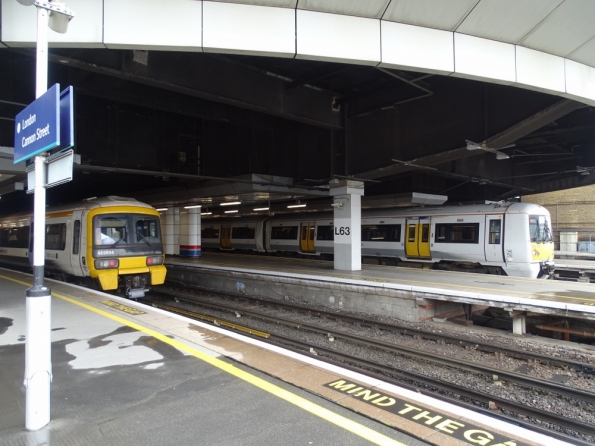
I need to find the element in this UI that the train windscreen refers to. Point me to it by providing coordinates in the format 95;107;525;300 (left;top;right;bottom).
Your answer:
529;215;553;243
93;214;162;247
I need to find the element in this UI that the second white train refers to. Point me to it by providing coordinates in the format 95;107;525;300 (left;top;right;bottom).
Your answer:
201;202;554;279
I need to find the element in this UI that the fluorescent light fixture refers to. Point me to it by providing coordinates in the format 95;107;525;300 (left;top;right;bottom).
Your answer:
220;201;241;206
224;210;238;214
496;153;510;160
156;208;168;212
184;205;202;209
201;212;212;215
287;204;306;208
253;207;269;211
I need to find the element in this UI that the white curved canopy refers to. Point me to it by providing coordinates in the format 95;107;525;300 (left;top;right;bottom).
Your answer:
2;0;594;105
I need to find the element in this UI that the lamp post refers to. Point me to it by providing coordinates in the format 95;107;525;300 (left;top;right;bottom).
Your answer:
15;0;74;431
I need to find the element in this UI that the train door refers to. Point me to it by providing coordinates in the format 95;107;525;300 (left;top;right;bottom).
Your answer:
300;222;315;253
405;219;431;258
220;225;231;249
485;216;504;262
70;210;85;277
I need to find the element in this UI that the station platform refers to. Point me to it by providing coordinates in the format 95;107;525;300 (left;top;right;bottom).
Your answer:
553;257;595;283
166;252;595;324
0;268;572;446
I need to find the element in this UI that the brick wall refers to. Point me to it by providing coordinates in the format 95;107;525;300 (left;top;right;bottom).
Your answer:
522;184;595;248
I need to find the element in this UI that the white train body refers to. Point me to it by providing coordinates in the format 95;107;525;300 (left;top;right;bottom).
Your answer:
0;196;167;297
201;202;554;279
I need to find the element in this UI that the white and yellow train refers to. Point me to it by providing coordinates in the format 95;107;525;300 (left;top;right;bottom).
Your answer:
0;196;166;297
202;202;554;278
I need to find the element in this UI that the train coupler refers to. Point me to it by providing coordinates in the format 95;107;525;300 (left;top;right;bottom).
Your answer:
124;274;149;299
127;288;149;299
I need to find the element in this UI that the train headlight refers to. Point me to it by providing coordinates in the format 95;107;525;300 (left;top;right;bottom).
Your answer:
146;256;164;266
95;259;119;269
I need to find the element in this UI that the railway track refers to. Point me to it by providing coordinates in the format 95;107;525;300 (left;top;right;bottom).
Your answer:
142;288;595;445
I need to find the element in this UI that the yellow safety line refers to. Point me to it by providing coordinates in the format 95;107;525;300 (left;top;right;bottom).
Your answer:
0;274;406;446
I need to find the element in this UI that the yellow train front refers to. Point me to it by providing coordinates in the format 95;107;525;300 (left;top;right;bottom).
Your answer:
85;197;166;298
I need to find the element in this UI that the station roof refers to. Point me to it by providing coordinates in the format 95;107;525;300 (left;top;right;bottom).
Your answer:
0;1;594;214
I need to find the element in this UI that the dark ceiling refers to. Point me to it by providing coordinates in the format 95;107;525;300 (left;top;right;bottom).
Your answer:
0;47;594;214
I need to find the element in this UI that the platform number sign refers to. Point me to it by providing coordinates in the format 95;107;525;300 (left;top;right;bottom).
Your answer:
334;218;351;243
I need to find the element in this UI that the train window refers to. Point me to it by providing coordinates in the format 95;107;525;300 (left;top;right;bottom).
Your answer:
133;216;161;244
73;220;81;254
421;224;429;243
529;215;553;243
18;226;30;249
393;225;401;242
408;225;416;242
46;224;66;251
0;228;9;247
316;225;334;241
434;223;479;244
202;227;220;239
489;220;501;244
232;226;255;239
7;228;19;247
271;226;298;240
362;224;401;242
93;215;129;246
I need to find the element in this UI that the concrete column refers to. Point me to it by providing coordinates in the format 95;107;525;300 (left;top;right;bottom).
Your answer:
329;179;364;271
512;315;526;335
180;207;201;257
164;207;180;256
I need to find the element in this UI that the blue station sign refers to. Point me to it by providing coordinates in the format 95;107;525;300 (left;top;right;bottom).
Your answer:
14;83;61;164
49;86;74;156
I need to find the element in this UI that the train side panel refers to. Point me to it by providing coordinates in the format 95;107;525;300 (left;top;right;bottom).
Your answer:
432;215;485;263
201;223;222;250
44;212;77;277
360;216;403;258
314;219;334;255
266;220;301;253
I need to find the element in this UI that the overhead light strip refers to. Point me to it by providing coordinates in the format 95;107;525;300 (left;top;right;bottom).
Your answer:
287;204;306;208
220;201;241;206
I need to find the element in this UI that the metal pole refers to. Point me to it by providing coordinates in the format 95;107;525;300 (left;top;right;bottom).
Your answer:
24;5;52;431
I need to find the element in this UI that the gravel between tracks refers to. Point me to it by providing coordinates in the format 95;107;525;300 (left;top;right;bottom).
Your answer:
158;289;595;443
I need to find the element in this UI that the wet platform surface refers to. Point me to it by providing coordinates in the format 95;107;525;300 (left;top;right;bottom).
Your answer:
0;268;575;445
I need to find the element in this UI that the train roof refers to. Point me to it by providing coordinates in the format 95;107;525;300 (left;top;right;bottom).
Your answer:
201;202;550;225
0;196;155;223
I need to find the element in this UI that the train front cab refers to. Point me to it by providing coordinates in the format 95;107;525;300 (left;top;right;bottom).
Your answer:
529;213;555;278
87;207;166;297
501;210;554;278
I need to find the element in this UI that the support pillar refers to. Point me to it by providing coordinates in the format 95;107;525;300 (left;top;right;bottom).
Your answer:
164;207;180;256
180;207;201;257
329;179;364;271
509;311;527;335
